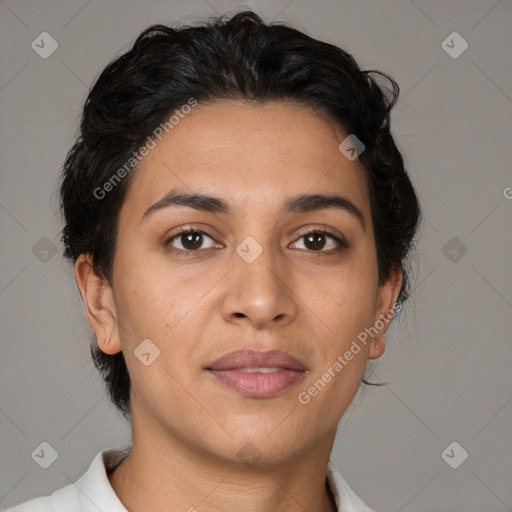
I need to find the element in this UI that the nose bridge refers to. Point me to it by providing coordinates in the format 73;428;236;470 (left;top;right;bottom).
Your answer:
221;232;297;327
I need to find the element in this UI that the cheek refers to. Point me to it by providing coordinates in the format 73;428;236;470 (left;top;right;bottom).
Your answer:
318;269;378;342
112;243;190;335
112;268;201;414
302;261;378;407
111;248;222;377
113;274;170;338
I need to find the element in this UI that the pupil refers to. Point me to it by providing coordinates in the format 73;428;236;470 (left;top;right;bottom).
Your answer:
183;232;202;250
305;233;325;250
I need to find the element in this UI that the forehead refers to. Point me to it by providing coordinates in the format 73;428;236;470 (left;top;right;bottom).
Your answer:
122;100;370;219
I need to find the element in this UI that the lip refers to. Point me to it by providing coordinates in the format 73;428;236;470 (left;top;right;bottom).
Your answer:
205;349;307;398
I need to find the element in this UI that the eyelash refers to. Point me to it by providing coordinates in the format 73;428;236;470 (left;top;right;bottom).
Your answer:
165;227;348;254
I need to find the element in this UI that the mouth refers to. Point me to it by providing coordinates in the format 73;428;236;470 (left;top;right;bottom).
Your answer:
205;349;307;398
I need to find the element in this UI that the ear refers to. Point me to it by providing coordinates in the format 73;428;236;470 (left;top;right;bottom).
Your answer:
74;254;121;354
368;267;403;360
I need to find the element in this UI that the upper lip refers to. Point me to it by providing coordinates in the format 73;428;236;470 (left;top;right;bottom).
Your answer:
206;349;307;371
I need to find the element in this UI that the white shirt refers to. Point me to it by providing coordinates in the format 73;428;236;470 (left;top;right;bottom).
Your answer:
2;443;375;511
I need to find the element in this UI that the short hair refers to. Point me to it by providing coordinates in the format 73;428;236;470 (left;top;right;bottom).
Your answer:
59;10;422;419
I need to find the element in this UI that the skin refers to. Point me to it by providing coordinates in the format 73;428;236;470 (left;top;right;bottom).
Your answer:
75;99;402;512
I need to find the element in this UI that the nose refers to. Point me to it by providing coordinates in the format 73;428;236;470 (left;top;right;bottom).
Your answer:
220;243;298;329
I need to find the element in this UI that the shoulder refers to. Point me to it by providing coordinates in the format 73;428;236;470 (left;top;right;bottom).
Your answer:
327;461;377;512
0;483;79;512
1;443;132;512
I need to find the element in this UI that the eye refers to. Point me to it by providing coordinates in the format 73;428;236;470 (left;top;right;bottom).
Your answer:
290;229;348;252
166;229;219;252
165;227;348;254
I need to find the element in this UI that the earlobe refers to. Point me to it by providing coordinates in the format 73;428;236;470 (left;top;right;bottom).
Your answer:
74;254;121;354
368;335;385;360
368;267;403;360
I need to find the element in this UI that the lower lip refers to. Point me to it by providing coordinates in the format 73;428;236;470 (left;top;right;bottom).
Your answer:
206;369;305;398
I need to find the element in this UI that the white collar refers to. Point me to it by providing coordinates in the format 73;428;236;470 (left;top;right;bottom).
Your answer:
11;443;374;511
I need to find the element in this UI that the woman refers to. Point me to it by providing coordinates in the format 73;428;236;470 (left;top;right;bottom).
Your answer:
5;10;421;512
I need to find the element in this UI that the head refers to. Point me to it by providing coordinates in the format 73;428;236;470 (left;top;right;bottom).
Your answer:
60;11;421;463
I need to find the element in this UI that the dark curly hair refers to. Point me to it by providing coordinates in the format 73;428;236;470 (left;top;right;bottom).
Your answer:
59;10;422;420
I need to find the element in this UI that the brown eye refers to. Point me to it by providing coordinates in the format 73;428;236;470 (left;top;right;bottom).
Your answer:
290;230;348;252
166;230;217;252
180;232;203;250
304;232;327;250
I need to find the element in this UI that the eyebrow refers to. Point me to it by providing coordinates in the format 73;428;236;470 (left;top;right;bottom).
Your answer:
142;188;365;231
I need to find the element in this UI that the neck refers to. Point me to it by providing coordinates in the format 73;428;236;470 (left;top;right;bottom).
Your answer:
108;417;338;512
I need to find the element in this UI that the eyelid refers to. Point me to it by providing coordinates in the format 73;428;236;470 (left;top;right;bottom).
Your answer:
165;224;348;253
290;226;349;251
165;226;220;250
166;224;221;242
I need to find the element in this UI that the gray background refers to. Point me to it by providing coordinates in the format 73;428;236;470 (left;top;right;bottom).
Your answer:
1;0;511;510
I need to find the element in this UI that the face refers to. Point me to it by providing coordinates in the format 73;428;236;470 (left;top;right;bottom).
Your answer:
78;100;401;465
